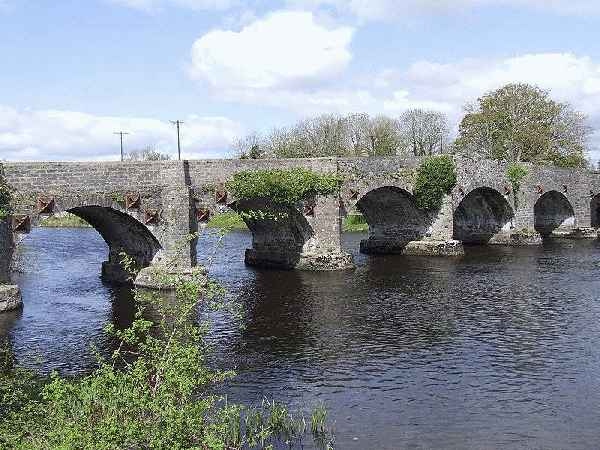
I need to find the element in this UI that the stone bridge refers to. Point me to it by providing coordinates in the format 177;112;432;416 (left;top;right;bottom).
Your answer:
2;157;600;286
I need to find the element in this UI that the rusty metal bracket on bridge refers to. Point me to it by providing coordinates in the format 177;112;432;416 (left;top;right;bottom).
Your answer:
215;188;228;205
144;209;161;225
36;196;55;214
125;193;141;210
12;215;31;233
196;207;211;223
303;203;315;217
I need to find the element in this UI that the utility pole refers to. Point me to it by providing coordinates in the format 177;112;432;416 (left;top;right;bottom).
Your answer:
170;120;184;161
113;131;129;162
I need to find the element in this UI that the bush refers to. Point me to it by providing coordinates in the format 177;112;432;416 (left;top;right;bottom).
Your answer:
413;156;457;210
226;168;341;205
506;163;528;193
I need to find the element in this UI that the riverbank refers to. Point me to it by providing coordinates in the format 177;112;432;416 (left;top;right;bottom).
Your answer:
39;213;91;228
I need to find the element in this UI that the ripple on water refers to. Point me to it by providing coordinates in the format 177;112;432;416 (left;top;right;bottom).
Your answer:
4;228;600;449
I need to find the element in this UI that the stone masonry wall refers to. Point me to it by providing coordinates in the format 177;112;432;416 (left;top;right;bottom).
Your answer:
2;157;599;274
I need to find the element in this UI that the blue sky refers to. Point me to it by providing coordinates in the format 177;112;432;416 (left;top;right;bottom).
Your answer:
1;0;599;160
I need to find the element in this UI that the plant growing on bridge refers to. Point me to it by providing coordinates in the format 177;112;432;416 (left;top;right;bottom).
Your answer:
506;162;529;197
226;168;342;205
413;155;457;210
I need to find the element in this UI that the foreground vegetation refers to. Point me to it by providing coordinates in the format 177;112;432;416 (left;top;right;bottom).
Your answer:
0;234;334;449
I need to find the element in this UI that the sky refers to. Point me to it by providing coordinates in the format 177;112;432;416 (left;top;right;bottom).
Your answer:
1;0;599;161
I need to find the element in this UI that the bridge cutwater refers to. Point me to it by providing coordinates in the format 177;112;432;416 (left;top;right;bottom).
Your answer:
2;157;600;288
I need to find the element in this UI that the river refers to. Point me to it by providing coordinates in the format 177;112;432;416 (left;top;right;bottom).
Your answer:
3;227;600;449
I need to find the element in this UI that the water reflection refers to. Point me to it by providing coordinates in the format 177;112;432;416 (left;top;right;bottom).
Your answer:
3;228;600;449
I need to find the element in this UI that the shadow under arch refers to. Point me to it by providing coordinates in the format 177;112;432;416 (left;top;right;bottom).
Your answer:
356;186;430;254
453;187;514;244
234;198;314;269
534;191;575;237
591;194;600;228
68;206;162;283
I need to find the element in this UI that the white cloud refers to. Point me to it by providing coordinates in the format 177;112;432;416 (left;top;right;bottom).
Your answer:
189;10;354;90
0;106;243;161
288;0;600;21
108;0;236;13
379;52;600;159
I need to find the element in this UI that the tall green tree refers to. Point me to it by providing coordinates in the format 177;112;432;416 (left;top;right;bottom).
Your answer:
454;83;591;167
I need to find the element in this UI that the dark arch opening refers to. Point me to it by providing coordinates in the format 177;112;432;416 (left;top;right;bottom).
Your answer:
453;187;514;244
591;194;600;228
356;186;429;254
234;199;314;269
534;191;575;237
68;206;162;283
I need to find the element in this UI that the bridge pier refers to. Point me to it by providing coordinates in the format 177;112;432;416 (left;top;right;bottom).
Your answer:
238;195;354;271
134;186;199;288
0;219;22;312
358;192;464;256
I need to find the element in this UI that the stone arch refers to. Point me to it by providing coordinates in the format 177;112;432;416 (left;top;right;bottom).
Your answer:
356;186;430;254
235;198;314;269
534;191;575;237
453;187;514;244
67;206;162;283
591;194;600;228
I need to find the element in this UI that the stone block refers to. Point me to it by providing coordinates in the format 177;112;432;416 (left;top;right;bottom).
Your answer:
403;240;464;256
0;285;22;312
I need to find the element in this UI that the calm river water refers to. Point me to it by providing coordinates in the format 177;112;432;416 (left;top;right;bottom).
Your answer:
4;227;600;449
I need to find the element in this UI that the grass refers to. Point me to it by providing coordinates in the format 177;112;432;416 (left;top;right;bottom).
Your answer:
343;214;368;232
205;211;248;230
39;212;91;228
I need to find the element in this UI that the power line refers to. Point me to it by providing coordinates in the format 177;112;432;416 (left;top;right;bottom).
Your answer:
170;120;184;161
113;131;129;162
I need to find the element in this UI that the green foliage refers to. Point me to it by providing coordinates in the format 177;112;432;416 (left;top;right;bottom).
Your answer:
413;155;457;210
39;212;91;228
226;168;341;205
206;212;248;231
110;192;126;204
0;233;334;449
454;83;590;167
0;164;12;220
343;214;368;232
506;163;528;193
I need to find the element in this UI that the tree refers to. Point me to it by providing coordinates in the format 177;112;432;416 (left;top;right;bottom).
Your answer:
454;83;591;168
346;114;401;156
233;132;263;159
126;145;171;161
398;109;449;156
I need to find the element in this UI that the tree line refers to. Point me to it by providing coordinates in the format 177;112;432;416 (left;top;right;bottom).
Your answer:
234;83;593;168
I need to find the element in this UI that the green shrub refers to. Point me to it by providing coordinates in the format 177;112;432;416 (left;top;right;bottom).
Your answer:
413;156;457;210
506;163;528;193
226;168;341;205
